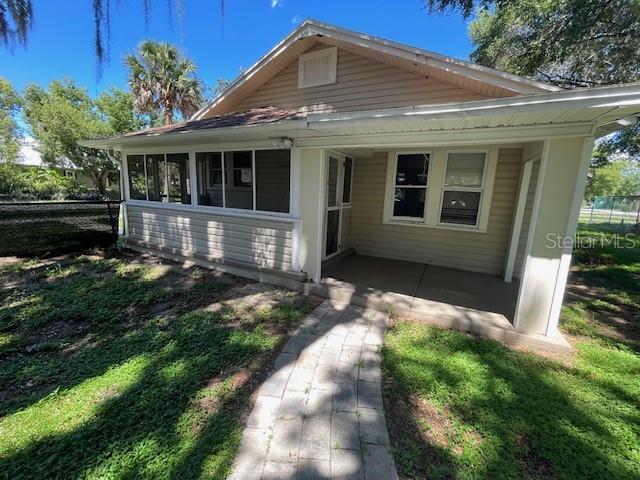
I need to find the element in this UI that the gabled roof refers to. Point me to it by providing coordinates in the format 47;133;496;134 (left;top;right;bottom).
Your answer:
191;19;561;121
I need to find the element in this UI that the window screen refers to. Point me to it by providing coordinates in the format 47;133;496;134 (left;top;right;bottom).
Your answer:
196;152;223;207
255;149;290;213
224;151;253;210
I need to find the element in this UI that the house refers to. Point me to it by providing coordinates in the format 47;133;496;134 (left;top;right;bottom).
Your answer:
17;138;119;193
17;138;95;187
81;20;640;350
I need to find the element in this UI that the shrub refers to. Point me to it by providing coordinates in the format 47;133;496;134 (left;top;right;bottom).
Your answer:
0;164;94;201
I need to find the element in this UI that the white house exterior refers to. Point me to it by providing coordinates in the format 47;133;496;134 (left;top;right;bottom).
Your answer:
82;20;640;345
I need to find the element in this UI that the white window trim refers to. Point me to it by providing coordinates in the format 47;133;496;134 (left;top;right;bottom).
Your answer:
383;147;498;233
125;148;294;218
437;149;488;229
298;47;338;89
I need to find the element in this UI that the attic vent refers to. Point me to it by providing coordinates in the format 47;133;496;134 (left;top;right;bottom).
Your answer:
298;47;337;88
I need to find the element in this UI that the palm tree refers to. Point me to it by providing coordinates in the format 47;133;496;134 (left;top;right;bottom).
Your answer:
126;41;204;125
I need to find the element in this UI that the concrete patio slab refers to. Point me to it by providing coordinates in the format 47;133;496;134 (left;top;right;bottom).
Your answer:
319;254;571;353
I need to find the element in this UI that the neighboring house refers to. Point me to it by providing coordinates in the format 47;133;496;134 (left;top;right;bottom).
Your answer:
82;20;640;347
17;139;96;188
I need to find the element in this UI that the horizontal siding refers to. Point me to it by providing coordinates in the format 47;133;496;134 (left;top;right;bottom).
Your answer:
234;46;489;114
513;158;540;278
127;204;294;271
349;148;523;275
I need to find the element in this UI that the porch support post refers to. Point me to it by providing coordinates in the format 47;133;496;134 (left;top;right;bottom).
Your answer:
120;150;129;238
514;136;594;336
290;148;302;272
298;148;326;282
188;151;198;207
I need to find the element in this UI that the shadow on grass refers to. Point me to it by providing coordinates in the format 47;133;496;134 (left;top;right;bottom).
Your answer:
382;323;640;480
0;253;313;479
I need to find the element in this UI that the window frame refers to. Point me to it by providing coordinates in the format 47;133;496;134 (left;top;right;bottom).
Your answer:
383;147;498;232
125;147;293;219
437;149;489;229
388;151;432;223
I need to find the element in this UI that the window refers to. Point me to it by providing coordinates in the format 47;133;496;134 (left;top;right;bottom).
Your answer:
224;151;253;210
165;153;191;204
193;149;291;213
342;157;353;204
127;153;190;204
439;152;486;226
145;154;163;201
255;149;290;213
196;152;223;207
127;155;146;200
129;149;292;215
298;47;338;88
392;153;430;219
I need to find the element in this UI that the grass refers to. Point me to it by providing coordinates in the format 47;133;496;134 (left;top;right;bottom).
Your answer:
382;225;640;480
0;251;315;479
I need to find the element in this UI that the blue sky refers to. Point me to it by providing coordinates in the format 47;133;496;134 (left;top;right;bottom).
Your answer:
1;0;474;97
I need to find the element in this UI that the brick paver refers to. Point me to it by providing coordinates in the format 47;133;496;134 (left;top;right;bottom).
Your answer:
229;300;398;479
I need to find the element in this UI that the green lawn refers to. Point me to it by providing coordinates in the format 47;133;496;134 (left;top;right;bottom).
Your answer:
382;226;640;480
0;253;314;479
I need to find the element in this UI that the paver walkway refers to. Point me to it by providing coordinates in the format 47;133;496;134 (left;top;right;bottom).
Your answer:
229;300;398;480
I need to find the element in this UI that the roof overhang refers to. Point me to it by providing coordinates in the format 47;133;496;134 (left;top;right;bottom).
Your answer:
190;19;561;120
79;83;640;151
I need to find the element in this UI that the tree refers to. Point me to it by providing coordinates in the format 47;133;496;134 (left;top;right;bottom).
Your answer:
126;40;204;125
424;0;640;160
0;0;32;49
22;80;138;196
95;87;146;133
0;76;21;162
585;159;640;199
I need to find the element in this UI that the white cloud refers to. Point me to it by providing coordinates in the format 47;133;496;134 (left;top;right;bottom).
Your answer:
271;0;282;8
291;13;302;24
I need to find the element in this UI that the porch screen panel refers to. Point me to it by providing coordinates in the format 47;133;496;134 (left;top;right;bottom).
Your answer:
393;153;429;218
196;152;223;207
342;157;353;203
224;151;253;210
144;154;164;202
255;149;290;213
327;157;339;207
127;155;146;200
165;153;190;204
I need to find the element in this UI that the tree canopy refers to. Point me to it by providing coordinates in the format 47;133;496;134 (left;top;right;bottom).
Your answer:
0;76;21;162
22;80;141;194
585;159;640;199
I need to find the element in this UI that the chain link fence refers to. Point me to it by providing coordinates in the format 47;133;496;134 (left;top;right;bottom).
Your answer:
0;201;121;257
580;195;640;229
